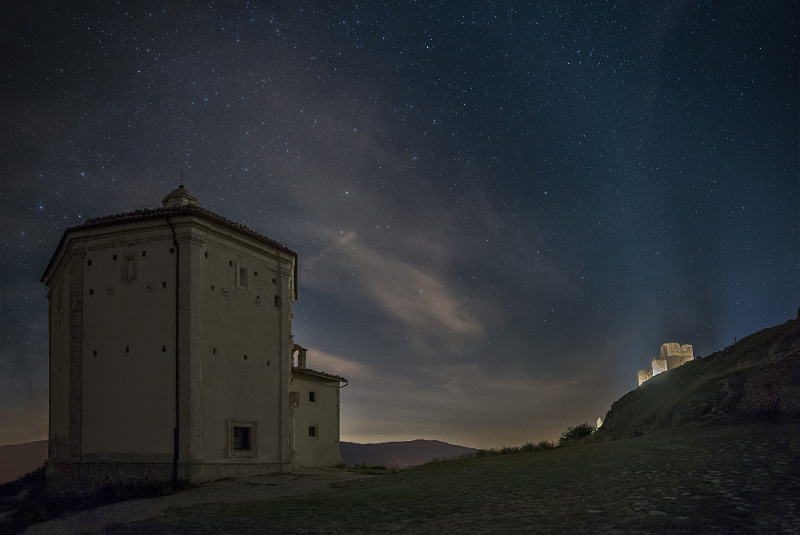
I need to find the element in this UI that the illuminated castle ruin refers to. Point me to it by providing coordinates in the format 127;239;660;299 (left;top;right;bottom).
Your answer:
637;343;694;386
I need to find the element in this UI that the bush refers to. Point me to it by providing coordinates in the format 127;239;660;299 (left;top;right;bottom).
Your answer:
474;440;557;458
558;423;596;445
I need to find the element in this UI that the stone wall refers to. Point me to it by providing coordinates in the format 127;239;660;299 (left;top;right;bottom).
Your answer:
637;342;694;386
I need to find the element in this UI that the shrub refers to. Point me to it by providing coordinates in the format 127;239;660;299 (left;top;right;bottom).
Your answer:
558;423;596;445
474;440;557;458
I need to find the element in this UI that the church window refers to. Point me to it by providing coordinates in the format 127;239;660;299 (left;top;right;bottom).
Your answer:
236;263;249;289
233;426;252;451
309;391;317;403
308;425;318;438
121;255;137;282
228;420;257;457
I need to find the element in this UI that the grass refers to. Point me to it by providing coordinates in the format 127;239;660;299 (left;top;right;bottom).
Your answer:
111;421;800;534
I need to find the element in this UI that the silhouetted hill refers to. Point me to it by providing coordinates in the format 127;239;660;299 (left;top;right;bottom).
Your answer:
598;318;800;440
0;440;47;484
340;439;477;468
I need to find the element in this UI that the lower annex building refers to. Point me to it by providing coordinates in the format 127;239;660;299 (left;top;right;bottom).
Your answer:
42;186;346;493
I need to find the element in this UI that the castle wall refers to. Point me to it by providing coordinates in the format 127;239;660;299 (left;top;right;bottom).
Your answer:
651;358;668;376
660;343;693;360
637;369;653;386
638;342;695;386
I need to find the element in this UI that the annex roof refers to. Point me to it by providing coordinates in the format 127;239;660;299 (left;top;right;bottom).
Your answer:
292;367;348;385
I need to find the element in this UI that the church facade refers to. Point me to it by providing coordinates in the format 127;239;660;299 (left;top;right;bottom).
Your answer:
42;186;345;493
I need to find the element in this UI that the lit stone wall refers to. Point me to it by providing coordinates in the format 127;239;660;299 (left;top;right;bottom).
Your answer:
637;369;653;386
661;343;694;370
637;342;694;386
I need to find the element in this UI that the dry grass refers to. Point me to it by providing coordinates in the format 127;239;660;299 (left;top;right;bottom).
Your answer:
113;422;800;534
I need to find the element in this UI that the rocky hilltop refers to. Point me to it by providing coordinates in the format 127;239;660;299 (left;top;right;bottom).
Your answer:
599;318;800;440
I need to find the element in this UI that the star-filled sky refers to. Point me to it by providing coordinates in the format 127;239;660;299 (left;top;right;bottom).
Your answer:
1;2;797;448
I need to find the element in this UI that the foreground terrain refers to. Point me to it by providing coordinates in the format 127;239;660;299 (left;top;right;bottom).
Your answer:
97;422;799;534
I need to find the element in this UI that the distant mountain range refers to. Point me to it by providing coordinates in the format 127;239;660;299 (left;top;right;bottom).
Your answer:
0;440;47;485
340;439;477;468
1;438;475;485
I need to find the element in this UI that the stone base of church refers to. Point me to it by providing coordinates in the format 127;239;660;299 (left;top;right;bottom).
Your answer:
46;458;291;495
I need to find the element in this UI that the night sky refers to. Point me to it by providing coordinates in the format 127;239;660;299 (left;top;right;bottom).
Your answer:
1;2;798;448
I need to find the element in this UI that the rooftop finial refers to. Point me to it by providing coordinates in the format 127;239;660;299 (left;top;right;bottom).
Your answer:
161;184;198;208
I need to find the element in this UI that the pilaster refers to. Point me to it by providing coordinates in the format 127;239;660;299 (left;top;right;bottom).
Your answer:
176;228;205;468
278;263;294;465
67;250;85;460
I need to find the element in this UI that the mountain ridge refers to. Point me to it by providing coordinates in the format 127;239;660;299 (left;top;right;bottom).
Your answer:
340;439;477;468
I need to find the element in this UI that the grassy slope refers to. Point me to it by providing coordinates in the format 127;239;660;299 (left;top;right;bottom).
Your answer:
116;423;800;535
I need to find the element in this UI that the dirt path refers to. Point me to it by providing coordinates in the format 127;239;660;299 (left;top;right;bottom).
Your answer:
22;468;372;535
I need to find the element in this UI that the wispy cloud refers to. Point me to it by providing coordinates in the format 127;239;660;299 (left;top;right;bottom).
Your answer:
305;348;373;383
301;227;488;355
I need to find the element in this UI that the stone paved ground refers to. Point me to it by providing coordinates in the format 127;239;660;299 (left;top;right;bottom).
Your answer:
18;423;800;534
19;468;373;535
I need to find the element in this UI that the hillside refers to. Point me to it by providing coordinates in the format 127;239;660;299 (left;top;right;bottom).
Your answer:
0;441;47;485
340;439;476;468
599;317;800;440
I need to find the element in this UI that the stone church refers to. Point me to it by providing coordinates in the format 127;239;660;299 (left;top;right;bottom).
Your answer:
42;186;346;493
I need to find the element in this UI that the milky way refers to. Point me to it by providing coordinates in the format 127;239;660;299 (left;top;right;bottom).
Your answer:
1;2;797;447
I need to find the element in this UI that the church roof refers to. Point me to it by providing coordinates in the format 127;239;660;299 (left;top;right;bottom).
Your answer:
42;187;298;286
79;205;296;256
